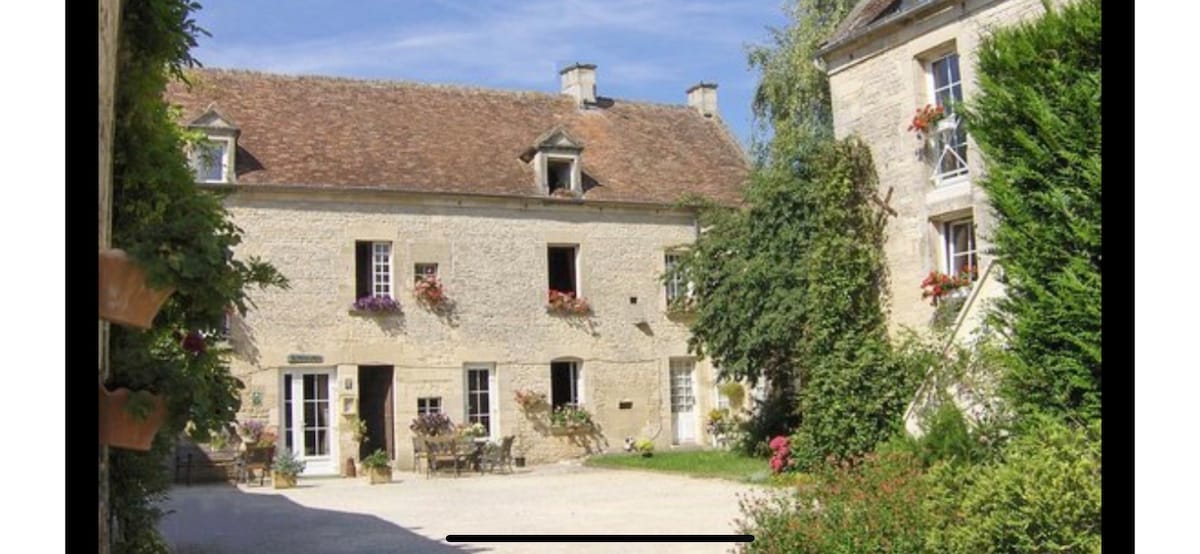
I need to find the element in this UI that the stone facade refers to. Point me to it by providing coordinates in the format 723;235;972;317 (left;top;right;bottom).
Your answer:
226;188;723;472
820;0;1061;333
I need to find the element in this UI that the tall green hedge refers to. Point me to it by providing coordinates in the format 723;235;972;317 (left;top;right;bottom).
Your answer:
963;0;1102;421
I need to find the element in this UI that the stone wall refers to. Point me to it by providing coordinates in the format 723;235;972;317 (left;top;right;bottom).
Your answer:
225;189;721;471
822;0;1058;333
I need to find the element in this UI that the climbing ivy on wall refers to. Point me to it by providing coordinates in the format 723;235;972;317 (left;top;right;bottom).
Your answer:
107;1;287;551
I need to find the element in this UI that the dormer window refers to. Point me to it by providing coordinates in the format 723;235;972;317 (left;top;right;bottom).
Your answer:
190;138;232;183
522;126;584;197
546;157;575;196
186;105;240;184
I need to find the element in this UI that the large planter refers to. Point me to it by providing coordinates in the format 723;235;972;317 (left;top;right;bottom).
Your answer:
98;384;167;451
273;472;297;489
366;466;392;484
99;249;174;329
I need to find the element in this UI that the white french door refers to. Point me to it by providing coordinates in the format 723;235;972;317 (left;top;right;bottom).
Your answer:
281;369;338;475
670;359;697;444
464;364;498;438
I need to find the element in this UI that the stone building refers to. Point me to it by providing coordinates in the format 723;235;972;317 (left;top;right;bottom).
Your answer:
165;65;749;474
816;0;1071;432
816;0;1065;334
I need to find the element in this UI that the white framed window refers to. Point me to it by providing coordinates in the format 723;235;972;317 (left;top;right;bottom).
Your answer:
372;243;392;298
417;397;442;415
550;360;582;408
945;218;977;275
355;241;394;299
190;137;232;183
664;252;686;304
463;365;497;437
927;52;968;183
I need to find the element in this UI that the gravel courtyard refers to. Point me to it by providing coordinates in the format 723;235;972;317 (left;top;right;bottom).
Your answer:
159;461;767;554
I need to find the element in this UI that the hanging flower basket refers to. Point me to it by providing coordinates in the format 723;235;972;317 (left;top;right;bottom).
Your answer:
99;249;175;329
413;275;449;308
98;383;168;451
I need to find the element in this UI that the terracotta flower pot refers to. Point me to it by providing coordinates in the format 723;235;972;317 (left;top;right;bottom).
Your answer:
99;249;175;329
98;384;167;451
273;472;298;489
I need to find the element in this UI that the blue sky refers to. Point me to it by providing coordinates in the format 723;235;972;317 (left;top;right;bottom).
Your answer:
189;0;790;150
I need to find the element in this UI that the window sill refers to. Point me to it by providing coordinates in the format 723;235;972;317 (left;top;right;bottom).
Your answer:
348;308;403;316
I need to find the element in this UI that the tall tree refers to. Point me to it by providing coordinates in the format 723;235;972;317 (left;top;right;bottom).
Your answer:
963;0;1102;422
675;0;921;462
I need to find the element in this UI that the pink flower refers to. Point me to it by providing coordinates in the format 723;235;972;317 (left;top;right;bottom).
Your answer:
769;436;790;452
770;456;785;473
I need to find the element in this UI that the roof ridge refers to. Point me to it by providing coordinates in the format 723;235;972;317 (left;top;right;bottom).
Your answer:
187;67;698;112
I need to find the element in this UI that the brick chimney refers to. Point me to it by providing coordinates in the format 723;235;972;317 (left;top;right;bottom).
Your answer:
560;62;597;107
686;82;718;118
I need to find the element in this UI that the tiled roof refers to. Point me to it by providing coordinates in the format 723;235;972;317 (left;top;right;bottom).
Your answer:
165;69;749;206
822;0;922;51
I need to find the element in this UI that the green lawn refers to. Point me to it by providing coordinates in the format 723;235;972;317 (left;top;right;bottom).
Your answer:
584;449;772;483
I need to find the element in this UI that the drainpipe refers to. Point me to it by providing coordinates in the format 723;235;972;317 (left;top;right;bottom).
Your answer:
98;0;125;551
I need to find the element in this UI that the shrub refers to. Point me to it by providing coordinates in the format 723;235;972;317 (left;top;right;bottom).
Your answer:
734;387;798;457
736;450;928;554
361;449;392;470
272;450;307;477
904;401;992;467
963;0;1102;421
409;412;454;436
923;417;1101;553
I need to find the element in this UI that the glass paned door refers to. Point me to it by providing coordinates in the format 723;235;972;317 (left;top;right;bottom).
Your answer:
282;369;337;475
670;359;697;444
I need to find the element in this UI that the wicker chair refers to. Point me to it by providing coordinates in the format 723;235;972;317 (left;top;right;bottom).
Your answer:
412;436;429;473
238;445;275;486
481;435;515;474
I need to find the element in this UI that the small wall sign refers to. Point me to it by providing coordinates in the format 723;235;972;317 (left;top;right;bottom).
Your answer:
287;353;324;364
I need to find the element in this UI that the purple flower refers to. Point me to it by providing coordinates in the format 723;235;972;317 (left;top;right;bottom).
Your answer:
353;295;402;313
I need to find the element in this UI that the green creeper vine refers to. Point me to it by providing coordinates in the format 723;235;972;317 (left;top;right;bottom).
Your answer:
107;1;287;551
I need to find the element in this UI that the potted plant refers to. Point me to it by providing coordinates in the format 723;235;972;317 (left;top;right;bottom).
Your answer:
634;438;655;458
361;449;393;484
907;103;946;141
457;422;487;439
413;275;449;308
920;267;977;306
351;295;402;314
546;289;591;316
549;404;594;432
98;383;168;451
409;412;455;437
272;449;306;489
98;248;176;329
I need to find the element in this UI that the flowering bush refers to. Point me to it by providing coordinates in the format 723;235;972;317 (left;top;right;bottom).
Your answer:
413;275;448;307
907;103;946;137
547;289;591;316
179;330;207;355
409;412;455;436
352;295;402;313
919;267;976;305
735;450;929;554
457;422;487;438
513;389;548;411
549;403;593;428
769;435;791;473
238;420;266;444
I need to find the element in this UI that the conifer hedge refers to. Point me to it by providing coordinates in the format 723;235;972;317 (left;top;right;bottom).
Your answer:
963;0;1102;422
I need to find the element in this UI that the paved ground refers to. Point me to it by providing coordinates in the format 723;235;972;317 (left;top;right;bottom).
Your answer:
159;461;768;554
